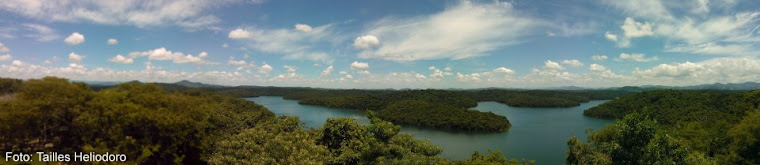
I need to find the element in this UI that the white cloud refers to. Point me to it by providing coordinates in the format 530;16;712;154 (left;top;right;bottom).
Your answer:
228;28;252;39
230;24;339;63
0;54;11;61
284;65;297;73
0;42;9;53
294;24;312;32
108;54;133;64
591;55;608;61
544;60;563;71
0;0;237;29
444;67;452;71
357;1;546;61
589;64;607;72
222;43;228;48
604;32;618;42
350;61;369;70
258;63;273;74
339;71;347;75
227;57;247;66
321;65;334;76
23;23;59;42
353;35;380;50
603;1;760;56
68;52;83;63
632;57;760;85
619;53;658;62
561;59;584;67
493;67;515;74
64;32;85;45
415;73;426;79
107;38;118;45
357;70;371;75
128;47;213;64
621;17;654;38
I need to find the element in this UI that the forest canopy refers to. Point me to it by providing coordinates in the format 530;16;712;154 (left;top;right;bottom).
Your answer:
572;90;760;164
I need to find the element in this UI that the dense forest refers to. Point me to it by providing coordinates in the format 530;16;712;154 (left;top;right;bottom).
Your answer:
0;77;534;164
569;90;760;164
106;82;631;132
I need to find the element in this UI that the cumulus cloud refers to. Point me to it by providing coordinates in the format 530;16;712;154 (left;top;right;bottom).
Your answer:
294;24;312;32
0;54;11;61
603;0;760;55
350;61;369;70
561;59;584;67
543;60;564;71
0;42;9;53
321;65;334;76
227;57;247;66
357;70;371;75
493;67;515;74
618;53;658;62
108;54;133;64
353;35;380;50
68;52;83;63
591;55;608;61
64;32;85;45
107;38;118;45
621;17;654;38
284;65;297;73
632;57;760;85
0;0;238;29
128;47;213;64
589;63;607;72
357;1;546;61
604;32;618;42
258;63;273;74
228;28;252;39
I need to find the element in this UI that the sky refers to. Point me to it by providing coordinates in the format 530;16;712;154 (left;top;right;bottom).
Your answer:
0;0;759;89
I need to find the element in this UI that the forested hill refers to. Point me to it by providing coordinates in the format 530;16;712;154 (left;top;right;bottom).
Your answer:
0;77;532;164
570;90;760;164
87;80;634;132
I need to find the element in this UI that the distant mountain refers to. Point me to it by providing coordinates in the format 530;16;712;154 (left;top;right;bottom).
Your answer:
79;80;122;86
678;82;760;90
622;82;760;91
173;80;224;88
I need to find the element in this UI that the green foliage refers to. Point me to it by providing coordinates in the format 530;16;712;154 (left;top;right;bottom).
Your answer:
0;77;275;164
725;109;760;164
208;116;330;164
579;89;760;164
461;150;535;165
0;77;22;95
377;100;510;131
567;113;714;165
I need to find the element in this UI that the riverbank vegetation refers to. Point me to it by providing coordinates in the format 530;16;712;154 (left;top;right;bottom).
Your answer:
571;90;760;164
0;77;532;164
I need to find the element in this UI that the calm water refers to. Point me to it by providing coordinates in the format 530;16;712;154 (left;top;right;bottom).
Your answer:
246;96;612;165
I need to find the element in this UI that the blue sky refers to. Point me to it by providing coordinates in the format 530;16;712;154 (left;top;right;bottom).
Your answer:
0;0;759;88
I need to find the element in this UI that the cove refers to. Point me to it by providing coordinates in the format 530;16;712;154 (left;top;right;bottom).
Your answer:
246;96;612;164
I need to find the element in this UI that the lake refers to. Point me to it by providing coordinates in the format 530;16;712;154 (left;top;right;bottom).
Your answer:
246;96;613;164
